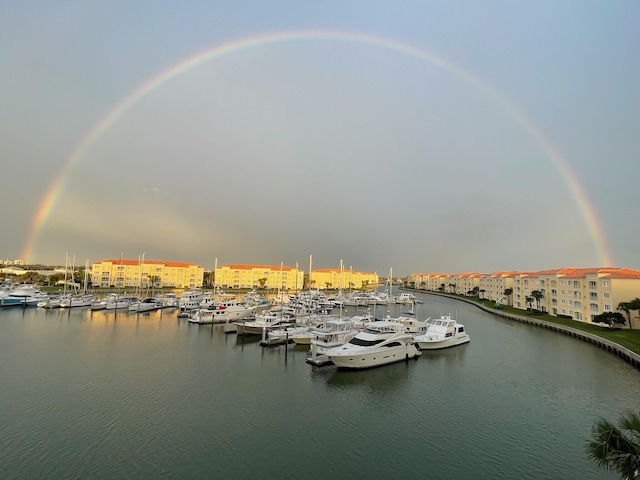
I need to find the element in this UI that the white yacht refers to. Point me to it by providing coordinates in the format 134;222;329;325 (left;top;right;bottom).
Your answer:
395;292;416;304
1;290;24;307
128;297;163;313
105;294;137;310
413;314;470;350
188;301;257;324
305;315;370;365
159;293;179;308
7;285;49;307
325;321;420;369
235;309;296;335
178;289;204;314
59;294;95;308
37;293;71;308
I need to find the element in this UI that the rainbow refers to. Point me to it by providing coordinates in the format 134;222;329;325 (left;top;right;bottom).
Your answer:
22;29;614;266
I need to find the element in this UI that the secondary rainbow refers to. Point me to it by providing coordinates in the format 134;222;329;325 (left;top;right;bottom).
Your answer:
22;29;614;266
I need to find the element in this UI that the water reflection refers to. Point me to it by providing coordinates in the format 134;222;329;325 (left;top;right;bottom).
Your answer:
321;359;415;395
419;344;469;365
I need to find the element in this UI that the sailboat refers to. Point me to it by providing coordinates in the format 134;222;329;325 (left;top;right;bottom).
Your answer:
60;259;94;308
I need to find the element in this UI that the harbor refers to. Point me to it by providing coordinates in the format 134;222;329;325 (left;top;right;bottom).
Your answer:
0;290;637;479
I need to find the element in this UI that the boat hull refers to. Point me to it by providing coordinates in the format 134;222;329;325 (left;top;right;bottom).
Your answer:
328;345;420;370
416;335;470;350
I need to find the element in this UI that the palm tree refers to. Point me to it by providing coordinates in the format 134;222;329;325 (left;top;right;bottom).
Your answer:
479;289;486;300
628;298;640;329
525;296;534;310
439;283;445;292
504;288;513;305
531;290;544;311
586;410;640;479
618;302;633;329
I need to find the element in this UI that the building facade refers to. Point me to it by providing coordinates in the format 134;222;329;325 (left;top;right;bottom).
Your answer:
407;267;640;325
214;264;304;290
310;269;379;290
91;259;204;289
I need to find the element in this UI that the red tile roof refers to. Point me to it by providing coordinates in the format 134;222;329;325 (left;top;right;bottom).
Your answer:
98;259;200;268
223;264;297;271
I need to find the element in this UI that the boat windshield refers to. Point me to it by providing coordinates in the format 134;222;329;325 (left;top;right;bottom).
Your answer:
348;337;385;347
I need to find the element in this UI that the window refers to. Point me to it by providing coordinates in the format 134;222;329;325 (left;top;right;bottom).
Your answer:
589;292;598;300
602;280;610;287
551;289;557;296
575;301;581;308
573;281;580;288
604;304;611;311
561;299;566;305
568;301;573;306
590;303;599;312
603;292;610;299
575;312;582;320
349;337;384;347
589;281;597;289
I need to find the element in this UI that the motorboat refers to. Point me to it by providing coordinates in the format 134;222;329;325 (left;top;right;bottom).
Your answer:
325;321;420;369
105;294;138;310
6;285;49;307
37;293;72;308
159;293;179;308
413;314;470;350
128;297;163;313
178;289;204;314
188;301;256;324
395;292;416;304
0;290;23;307
235;309;296;335
305;315;371;365
59;294;95;308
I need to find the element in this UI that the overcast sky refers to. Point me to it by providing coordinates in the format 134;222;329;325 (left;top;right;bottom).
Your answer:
1;1;638;276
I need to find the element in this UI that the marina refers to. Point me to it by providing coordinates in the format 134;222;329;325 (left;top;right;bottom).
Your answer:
0;290;638;479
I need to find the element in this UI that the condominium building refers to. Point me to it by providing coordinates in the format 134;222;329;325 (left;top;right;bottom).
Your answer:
407;267;640;325
91;259;204;289
214;264;304;290
310;269;379;290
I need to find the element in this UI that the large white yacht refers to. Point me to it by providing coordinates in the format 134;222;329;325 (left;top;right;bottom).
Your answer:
128;297;163;313
178;289;204;314
325;321;420;369
188;300;257;324
235;309;296;335
305;315;371;365
7;285;49;307
413;314;470;350
59;294;95;308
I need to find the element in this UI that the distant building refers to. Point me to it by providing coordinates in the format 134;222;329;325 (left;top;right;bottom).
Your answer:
407;267;640;325
0;266;28;276
310;268;379;290
1;259;25;266
214;264;303;290
91;259;204;289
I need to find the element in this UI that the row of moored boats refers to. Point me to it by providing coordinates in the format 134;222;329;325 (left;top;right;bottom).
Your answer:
1;282;470;369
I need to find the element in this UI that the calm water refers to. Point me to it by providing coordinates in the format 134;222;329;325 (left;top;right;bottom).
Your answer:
1;292;638;479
